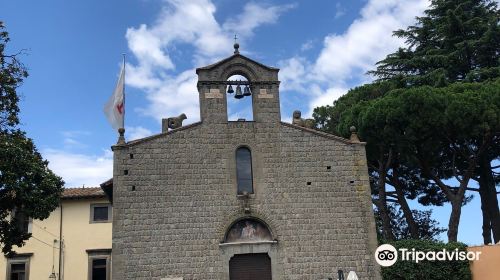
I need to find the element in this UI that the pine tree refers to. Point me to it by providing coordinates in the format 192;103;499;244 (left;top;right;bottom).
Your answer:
315;0;500;243
370;0;500;244
370;0;499;86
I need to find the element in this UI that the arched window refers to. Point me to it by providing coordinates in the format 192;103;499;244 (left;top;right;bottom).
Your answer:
236;147;253;194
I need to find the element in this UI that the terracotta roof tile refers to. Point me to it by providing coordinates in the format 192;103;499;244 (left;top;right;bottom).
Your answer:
62;187;106;199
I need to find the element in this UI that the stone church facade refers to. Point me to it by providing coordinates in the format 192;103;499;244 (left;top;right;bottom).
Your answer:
110;45;381;280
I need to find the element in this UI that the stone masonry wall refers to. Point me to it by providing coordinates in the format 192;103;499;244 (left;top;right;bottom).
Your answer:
111;121;380;280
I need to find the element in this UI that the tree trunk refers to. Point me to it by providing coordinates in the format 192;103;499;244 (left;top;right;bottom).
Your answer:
489;184;500;243
420;148;480;243
478;179;492;244
479;155;500;243
448;199;462;242
378;157;394;241
391;169;419;239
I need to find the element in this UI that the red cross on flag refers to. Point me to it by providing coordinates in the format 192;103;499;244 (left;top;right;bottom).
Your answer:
104;57;125;130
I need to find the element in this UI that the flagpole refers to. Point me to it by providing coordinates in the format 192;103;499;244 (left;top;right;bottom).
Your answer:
121;53;125;129
117;54;126;144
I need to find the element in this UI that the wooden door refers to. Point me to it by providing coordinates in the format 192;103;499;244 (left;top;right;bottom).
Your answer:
229;253;272;280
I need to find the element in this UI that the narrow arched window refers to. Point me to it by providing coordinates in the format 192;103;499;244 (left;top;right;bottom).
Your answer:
236;147;253;194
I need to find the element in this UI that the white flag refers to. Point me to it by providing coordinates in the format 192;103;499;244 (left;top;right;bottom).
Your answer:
104;59;125;130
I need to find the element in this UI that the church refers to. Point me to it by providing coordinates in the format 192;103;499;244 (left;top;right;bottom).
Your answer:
108;43;381;280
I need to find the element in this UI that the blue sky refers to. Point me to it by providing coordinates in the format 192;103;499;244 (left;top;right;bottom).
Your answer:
1;0;493;245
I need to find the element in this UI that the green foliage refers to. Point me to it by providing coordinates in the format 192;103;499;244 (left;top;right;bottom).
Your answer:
340;79;500;184
0;21;64;255
344;79;499;241
375;205;446;241
0;22;27;131
381;239;471;280
315;0;500;242
313;81;399;133
340;79;499;141
0;131;64;255
370;0;500;86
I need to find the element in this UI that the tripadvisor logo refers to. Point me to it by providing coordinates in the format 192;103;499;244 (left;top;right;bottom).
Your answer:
375;244;398;267
374;244;481;267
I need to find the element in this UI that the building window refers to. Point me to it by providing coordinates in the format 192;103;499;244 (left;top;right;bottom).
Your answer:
7;256;30;280
90;204;112;223
236;147;253;194
87;250;111;280
11;208;32;235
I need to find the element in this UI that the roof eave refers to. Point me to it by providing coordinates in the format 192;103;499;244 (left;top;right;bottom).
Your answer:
196;53;279;73
280;122;365;145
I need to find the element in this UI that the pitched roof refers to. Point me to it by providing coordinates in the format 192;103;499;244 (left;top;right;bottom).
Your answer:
62;187;106;199
280;122;364;145
100;178;113;203
122;121;202;147
195;53;278;73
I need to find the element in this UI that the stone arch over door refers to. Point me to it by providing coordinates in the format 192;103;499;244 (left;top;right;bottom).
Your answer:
219;217;282;280
224;218;272;243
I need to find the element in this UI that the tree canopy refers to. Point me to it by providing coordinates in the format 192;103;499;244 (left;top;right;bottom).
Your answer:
0;21;64;255
314;0;500;243
370;0;500;86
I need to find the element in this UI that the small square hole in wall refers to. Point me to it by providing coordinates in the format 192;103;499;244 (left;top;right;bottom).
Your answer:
129;153;134;159
350;180;355;184
131;185;136;191
307;182;311;185
124;170;129;175
326;166;331;170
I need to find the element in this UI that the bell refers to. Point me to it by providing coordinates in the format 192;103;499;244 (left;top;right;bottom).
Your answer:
227;85;234;94
234;85;243;99
243;85;251;96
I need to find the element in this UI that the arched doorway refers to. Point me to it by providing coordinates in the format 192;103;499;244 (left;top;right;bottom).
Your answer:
229;253;272;280
223;218;274;279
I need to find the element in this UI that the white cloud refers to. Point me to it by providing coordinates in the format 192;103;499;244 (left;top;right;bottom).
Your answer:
300;40;314;52
278;0;429;119
43;149;112;188
124;0;231;104
125;0;293;124
126;24;175;71
223;3;297;37
43;1;436;191
135;69;200;124
278;56;309;92
312;0;429;85
125;0;229;68
335;2;346;19
60;130;91;149
126;126;153;140
125;0;430;124
63;138;86;148
61;130;91;138
306;86;348;116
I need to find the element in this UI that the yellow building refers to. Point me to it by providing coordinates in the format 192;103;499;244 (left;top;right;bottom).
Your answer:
1;187;112;280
